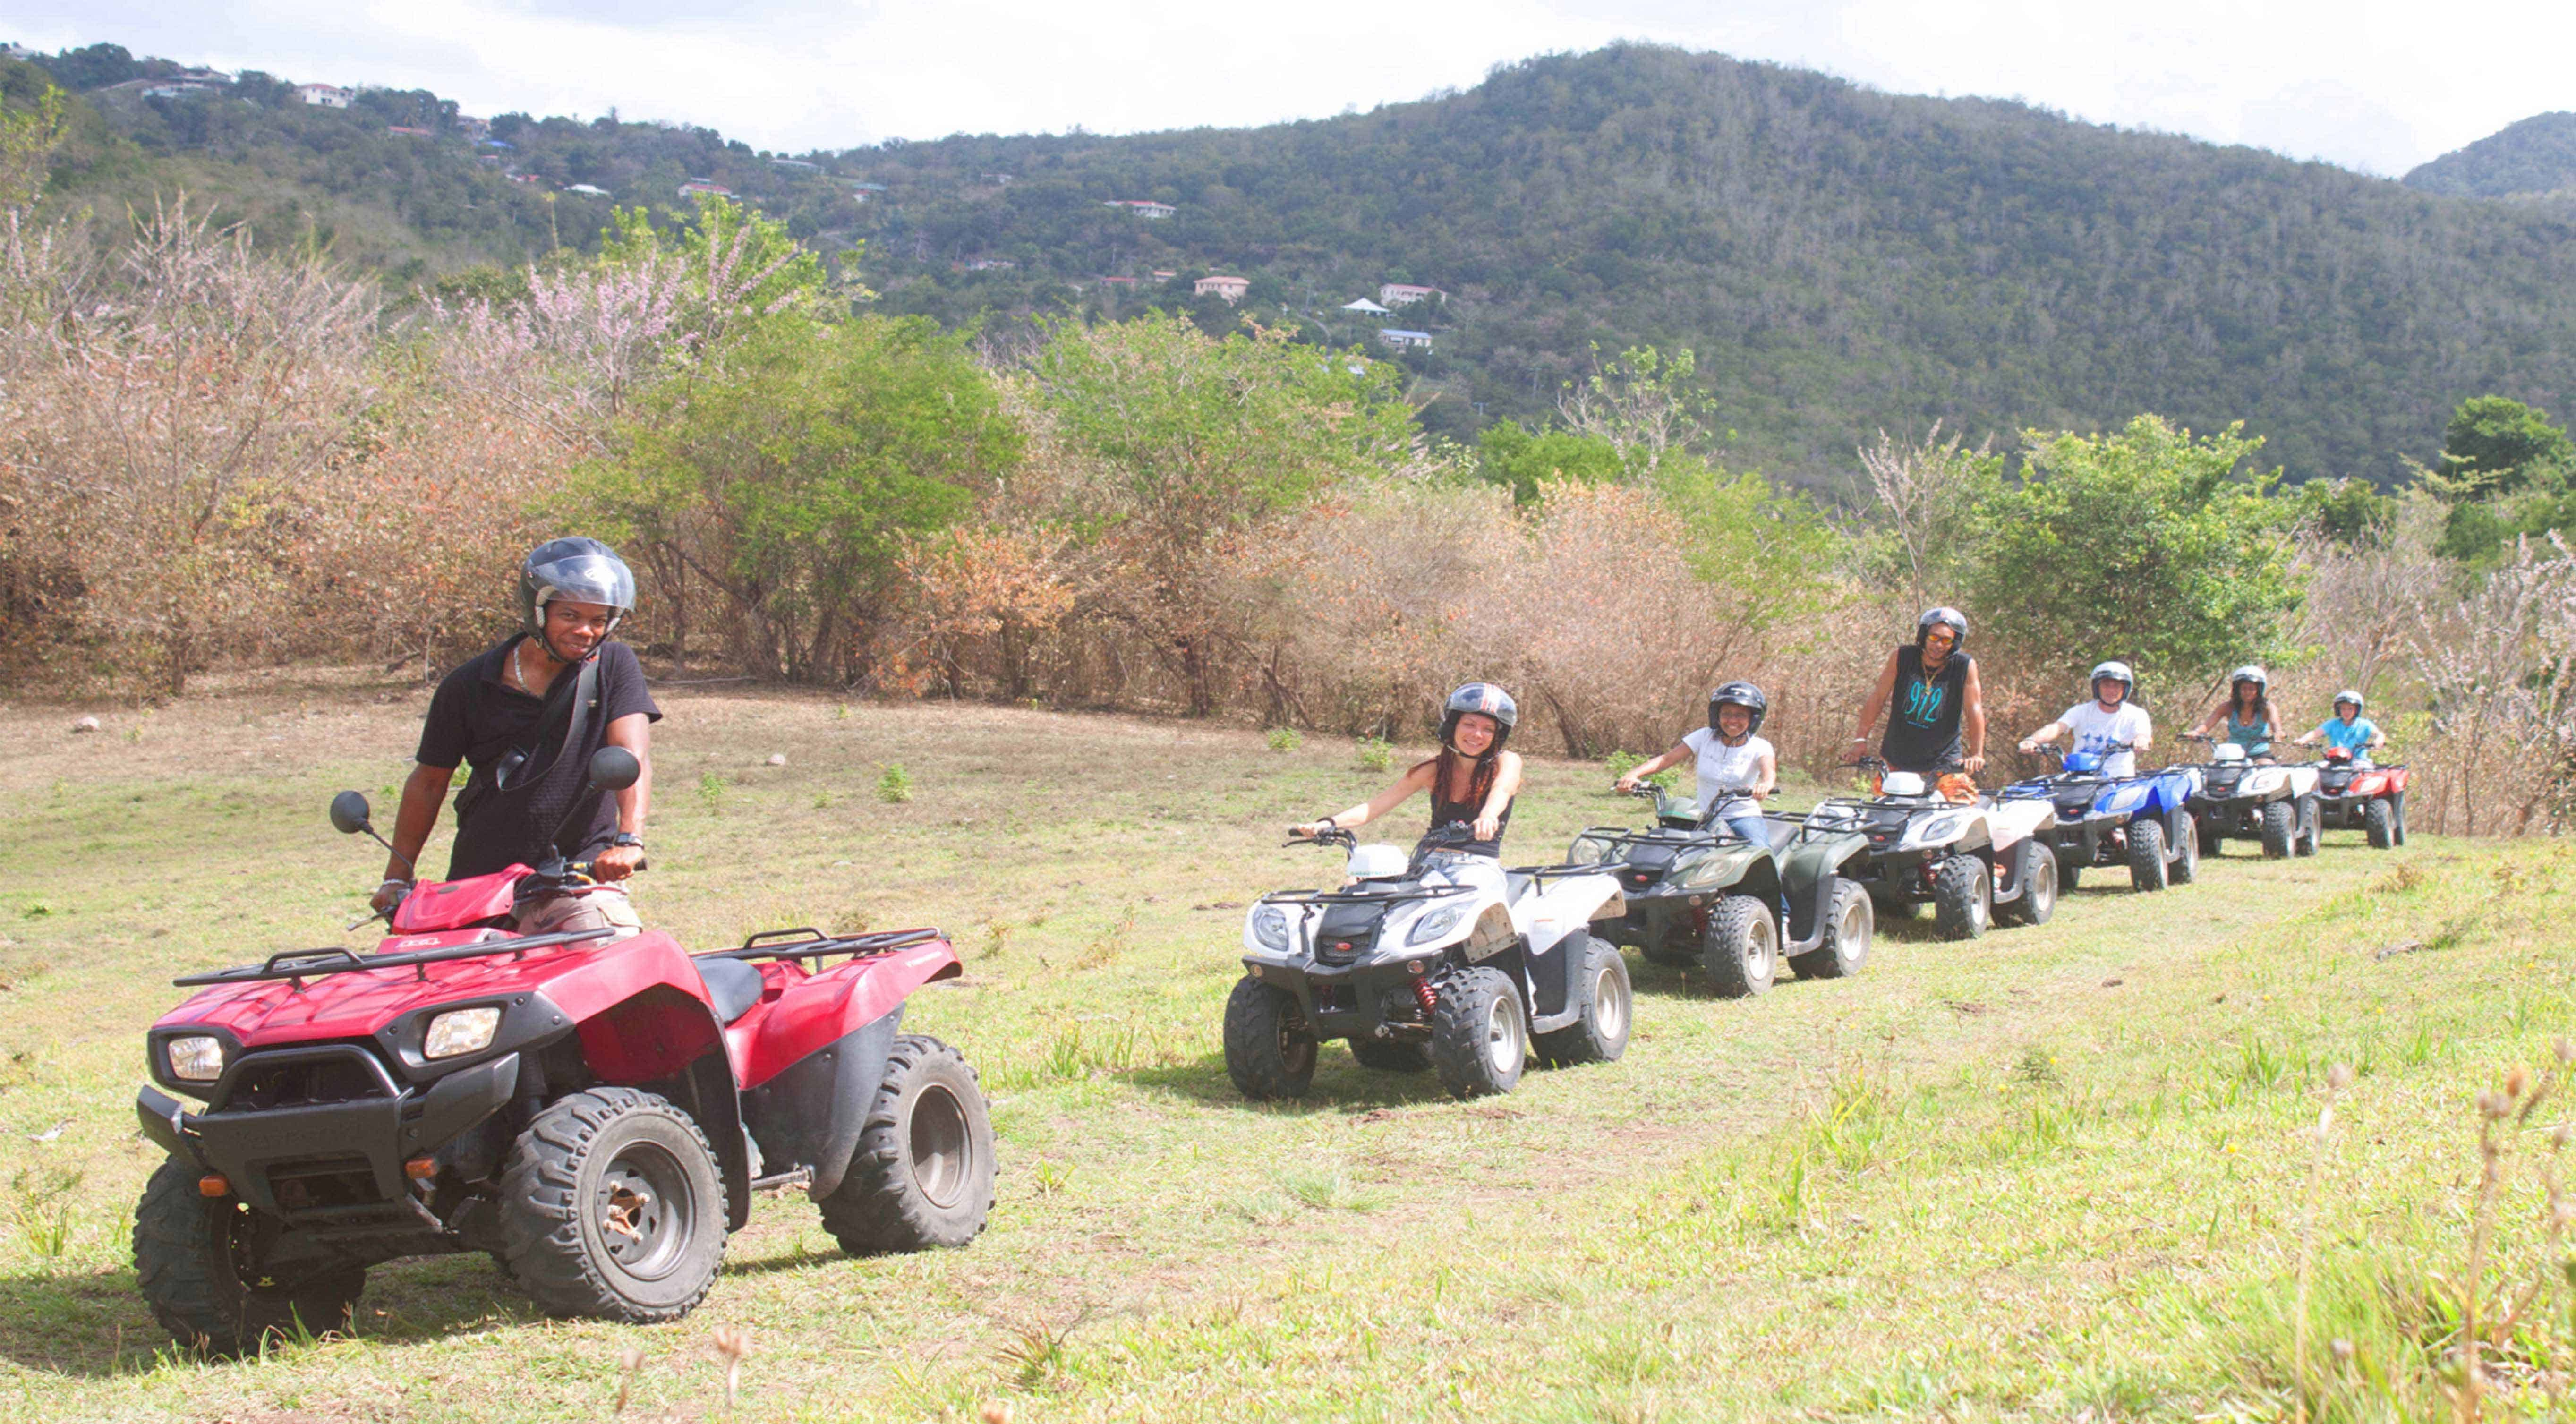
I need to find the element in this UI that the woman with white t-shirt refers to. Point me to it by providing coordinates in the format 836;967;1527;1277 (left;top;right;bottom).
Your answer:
1613;682;1777;842
2017;661;2152;777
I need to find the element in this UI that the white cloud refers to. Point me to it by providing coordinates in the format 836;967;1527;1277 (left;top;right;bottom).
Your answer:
11;0;2575;174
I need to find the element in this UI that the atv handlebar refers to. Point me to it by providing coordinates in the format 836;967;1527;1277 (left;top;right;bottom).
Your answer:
1285;824;1358;850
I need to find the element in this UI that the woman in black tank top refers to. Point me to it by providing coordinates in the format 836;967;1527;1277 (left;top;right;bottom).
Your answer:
1294;682;1524;857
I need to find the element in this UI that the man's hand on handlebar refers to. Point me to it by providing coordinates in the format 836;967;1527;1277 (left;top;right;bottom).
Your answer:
369;878;410;916
593;844;645;881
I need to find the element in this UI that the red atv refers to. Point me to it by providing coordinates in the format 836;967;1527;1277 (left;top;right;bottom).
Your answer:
130;748;995;1353
2315;747;2410;849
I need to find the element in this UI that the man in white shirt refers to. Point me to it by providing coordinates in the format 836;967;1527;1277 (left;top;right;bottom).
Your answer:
2017;661;2152;778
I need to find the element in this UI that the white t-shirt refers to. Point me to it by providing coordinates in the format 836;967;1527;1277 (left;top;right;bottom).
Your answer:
2057;701;2152;777
1681;728;1773;821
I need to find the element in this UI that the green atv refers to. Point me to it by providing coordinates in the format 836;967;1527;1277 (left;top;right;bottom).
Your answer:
1567;785;1877;997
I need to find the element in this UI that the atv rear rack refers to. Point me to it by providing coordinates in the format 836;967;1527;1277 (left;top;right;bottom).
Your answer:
174;927;621;987
702;926;948;964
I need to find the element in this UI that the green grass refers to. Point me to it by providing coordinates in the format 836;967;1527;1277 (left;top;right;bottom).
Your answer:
0;671;2569;1421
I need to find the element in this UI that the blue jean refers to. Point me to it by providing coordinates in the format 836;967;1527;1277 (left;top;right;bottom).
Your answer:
1724;815;1771;845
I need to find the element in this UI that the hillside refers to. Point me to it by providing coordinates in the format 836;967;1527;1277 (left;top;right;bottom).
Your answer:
22;41;2576;485
2403;111;2576;198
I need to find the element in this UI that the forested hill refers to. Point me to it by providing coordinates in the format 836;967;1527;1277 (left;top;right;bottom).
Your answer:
2404;112;2576;198
21;40;2576;486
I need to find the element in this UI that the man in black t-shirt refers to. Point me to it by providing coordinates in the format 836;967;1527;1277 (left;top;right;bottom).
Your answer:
1849;606;1987;798
370;538;662;937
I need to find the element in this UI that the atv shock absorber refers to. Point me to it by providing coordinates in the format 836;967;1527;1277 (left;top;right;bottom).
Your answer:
1412;976;1439;1018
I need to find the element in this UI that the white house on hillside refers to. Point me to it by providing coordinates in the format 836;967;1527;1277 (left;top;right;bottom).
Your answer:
1194;274;1250;302
297;83;352;108
1379;283;1446;307
1379;328;1433;351
564;184;610;196
1103;199;1177;220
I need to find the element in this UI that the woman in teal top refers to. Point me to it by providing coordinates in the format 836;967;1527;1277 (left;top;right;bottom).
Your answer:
2192;665;2277;760
2294;688;2387;759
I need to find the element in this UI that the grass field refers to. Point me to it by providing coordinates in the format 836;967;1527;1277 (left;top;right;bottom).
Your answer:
0;674;2569;1422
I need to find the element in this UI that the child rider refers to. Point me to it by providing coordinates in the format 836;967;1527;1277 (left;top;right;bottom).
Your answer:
2293;689;2387;760
2018;660;2151;776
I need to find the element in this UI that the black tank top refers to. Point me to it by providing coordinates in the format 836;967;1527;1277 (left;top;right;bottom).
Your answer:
1881;645;1973;774
1427;762;1512;858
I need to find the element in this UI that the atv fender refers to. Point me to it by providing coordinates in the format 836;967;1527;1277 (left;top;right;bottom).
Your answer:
735;938;962;1202
1779;833;1868;943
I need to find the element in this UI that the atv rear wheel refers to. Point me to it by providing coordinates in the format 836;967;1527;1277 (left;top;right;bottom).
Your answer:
500;1088;727;1324
2168;810;2200;885
1639;910;1700;965
2054;850;2082;893
1430;967;1526;1098
2260;801;2295;859
2198;818;2225;858
1701;895;1778;997
1223;975;1318;1100
817;1034;996;1254
1996;839;2056;927
2294;795;2322;856
2393;792;2410;845
1534;933;1631;1066
1931;854;1990;940
1791;880;1872;978
1350;1039;1432;1073
2127;816;2169;892
2364;798;2394;849
133;1157;365;1355
1866;885;1921;921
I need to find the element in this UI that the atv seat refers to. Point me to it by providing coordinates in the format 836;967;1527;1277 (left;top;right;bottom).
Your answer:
695;956;766;1024
1758;818;1801;851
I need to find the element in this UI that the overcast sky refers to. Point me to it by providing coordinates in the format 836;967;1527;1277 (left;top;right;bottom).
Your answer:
10;1;2570;177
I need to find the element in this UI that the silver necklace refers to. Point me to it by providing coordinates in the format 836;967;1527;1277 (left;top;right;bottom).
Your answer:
512;640;531;693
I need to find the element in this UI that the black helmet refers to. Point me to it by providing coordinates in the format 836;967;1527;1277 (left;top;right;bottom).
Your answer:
1916;606;1967;650
519;537;636;648
1439;682;1518;754
1708;681;1768;737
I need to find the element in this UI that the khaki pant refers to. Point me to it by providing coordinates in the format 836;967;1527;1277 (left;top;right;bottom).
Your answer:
515;887;642;942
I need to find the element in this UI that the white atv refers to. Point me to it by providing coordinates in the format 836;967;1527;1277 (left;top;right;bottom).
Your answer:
1803;764;2060;940
1225;824;1631;1100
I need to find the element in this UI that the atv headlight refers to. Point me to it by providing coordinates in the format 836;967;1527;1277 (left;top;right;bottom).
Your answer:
424;1006;503;1060
1567;834;1615;866
2094;786;2148;818
1899;811;1972;851
1406;902;1467;946
1250;905;1292;954
166;1035;224;1083
1669;848;1736;890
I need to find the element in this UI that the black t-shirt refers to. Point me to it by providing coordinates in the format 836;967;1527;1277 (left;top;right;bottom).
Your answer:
1880;645;1973;774
415;637;661;879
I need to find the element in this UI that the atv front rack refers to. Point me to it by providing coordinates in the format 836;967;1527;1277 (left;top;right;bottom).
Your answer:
174;926;620;987
700;926;948;964
1256;883;1480;908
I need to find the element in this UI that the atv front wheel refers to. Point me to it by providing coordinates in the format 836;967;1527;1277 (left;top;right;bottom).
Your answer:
2168;810;2200;885
1535;933;1631;1066
2260;801;2295;859
818;1034;997;1254
500;1088;728;1324
1931;854;1990;940
133;1157;365;1355
1431;967;1527;1098
1996;839;2056;927
2294;796;2322;857
1350;1039;1432;1073
1701;895;1778;997
1791;880;1873;978
2127;816;2169;892
2364;798;2394;849
1223;975;1318;1100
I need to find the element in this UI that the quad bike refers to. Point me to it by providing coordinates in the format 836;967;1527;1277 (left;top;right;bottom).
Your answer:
2177;736;2321;859
1802;762;2058;941
130;748;994;1355
1226;823;1629;1101
1999;745;2207;891
2315;747;2410;849
1565;784;1876;997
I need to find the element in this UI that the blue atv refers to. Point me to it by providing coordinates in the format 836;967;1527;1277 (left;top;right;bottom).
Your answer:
1998;747;2204;893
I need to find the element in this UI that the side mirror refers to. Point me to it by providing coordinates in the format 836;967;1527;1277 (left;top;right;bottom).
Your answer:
329;791;373;836
587;746;641;793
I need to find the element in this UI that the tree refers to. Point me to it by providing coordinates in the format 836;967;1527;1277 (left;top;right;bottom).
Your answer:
37;44;138;92
1859;422;2003;612
578;314;1017;682
2435;395;2572;502
1971;416;2302;702
1471;420;1627;505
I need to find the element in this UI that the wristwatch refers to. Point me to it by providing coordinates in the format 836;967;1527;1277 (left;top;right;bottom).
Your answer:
610;832;645;849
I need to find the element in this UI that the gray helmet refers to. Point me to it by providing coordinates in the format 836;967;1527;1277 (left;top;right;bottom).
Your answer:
1916;606;1967;650
2332;688;2364;715
1440;682;1518;753
519;537;635;645
2229;664;2268;693
2090;660;2135;699
1708;681;1768;737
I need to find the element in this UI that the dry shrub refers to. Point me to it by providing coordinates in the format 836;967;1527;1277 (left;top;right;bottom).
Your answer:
2404;534;2576;835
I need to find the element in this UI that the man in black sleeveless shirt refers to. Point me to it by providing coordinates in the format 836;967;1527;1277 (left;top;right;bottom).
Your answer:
1849;606;1987;784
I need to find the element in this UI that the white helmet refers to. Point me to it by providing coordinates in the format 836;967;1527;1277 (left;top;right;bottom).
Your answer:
2090;661;2135;699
